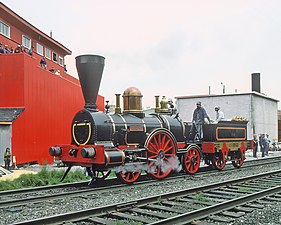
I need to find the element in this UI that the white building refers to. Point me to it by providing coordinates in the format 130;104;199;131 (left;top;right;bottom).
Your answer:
176;92;278;140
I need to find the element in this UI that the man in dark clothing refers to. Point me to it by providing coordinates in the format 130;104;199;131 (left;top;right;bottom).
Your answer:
49;67;55;73
28;46;33;56
40;57;47;69
190;101;210;141
260;134;266;157
64;64;67;72
253;134;258;158
0;43;4;54
4;147;11;170
4;45;10;53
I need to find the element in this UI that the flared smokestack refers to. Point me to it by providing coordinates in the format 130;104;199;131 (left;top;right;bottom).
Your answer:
75;55;105;111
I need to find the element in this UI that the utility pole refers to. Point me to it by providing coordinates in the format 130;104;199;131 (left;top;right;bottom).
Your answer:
221;82;225;94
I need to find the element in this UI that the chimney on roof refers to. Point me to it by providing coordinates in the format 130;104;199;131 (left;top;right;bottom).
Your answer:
251;73;261;93
50;30;52;38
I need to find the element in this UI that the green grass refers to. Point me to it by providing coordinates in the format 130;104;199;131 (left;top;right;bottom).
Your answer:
0;168;90;191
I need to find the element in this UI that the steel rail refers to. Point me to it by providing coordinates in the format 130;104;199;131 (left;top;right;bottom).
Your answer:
11;169;281;225
1;156;281;208
1;155;281;197
149;186;281;224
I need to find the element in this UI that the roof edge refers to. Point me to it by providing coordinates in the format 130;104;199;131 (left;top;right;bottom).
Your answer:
175;91;279;102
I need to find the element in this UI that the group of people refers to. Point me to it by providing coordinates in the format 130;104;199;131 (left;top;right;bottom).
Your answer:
253;133;271;158
0;43;12;54
40;57;67;76
40;57;58;74
191;101;224;141
0;42;33;55
1;42;68;77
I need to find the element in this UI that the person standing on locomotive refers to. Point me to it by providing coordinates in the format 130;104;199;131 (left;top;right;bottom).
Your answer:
191;101;210;141
214;106;224;122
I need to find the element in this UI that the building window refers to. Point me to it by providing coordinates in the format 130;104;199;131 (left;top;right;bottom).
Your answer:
52;52;57;62
58;56;63;66
22;35;31;49
45;48;51;59
0;21;10;38
36;43;43;56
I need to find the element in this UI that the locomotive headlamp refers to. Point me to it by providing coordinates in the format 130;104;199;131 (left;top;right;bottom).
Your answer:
81;147;96;158
49;146;62;156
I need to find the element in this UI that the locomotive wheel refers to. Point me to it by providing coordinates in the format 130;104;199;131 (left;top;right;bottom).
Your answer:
232;149;245;168
212;151;226;170
145;129;177;179
116;171;141;184
183;146;201;174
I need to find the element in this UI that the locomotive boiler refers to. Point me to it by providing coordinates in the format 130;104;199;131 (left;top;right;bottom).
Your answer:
49;54;253;184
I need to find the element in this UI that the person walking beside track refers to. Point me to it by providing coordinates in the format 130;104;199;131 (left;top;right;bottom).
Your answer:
260;134;266;157
265;134;270;156
253;134;258;158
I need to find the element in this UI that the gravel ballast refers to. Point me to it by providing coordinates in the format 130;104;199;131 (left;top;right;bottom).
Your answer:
1;152;281;225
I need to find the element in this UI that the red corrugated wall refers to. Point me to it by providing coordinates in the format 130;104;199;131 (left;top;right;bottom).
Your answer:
0;53;104;164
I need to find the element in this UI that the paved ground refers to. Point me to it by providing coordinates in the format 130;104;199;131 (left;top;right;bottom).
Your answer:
245;148;281;160
0;168;37;181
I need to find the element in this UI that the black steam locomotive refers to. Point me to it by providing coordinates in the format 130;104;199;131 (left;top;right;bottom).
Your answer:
49;55;253;184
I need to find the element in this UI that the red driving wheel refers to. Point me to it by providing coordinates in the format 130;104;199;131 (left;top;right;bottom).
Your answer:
213;151;226;170
232;148;245;168
116;171;141;183
145;129;177;179
183;146;201;174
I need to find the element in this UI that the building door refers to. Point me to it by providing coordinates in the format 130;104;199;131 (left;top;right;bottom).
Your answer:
0;125;12;166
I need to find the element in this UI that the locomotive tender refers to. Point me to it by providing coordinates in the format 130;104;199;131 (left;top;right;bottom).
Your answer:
49;55;253;184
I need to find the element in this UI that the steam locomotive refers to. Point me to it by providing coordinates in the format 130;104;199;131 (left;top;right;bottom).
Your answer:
49;55;253;184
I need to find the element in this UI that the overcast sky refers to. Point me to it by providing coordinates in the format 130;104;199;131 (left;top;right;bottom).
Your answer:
2;0;281;108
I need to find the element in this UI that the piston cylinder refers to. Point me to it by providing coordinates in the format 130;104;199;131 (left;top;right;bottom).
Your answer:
104;149;125;165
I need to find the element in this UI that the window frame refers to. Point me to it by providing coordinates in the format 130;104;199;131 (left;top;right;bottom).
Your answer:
58;56;63;66
0;20;10;38
22;35;31;49
36;43;43;56
52;52;57;62
45;48;51;60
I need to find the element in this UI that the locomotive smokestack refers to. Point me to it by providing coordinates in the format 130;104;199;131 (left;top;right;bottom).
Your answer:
76;55;105;111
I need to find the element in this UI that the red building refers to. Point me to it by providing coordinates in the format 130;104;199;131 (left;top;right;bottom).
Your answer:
0;3;104;165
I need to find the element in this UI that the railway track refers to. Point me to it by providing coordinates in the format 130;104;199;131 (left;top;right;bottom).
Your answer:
11;169;281;225
1;156;281;224
1;156;281;207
